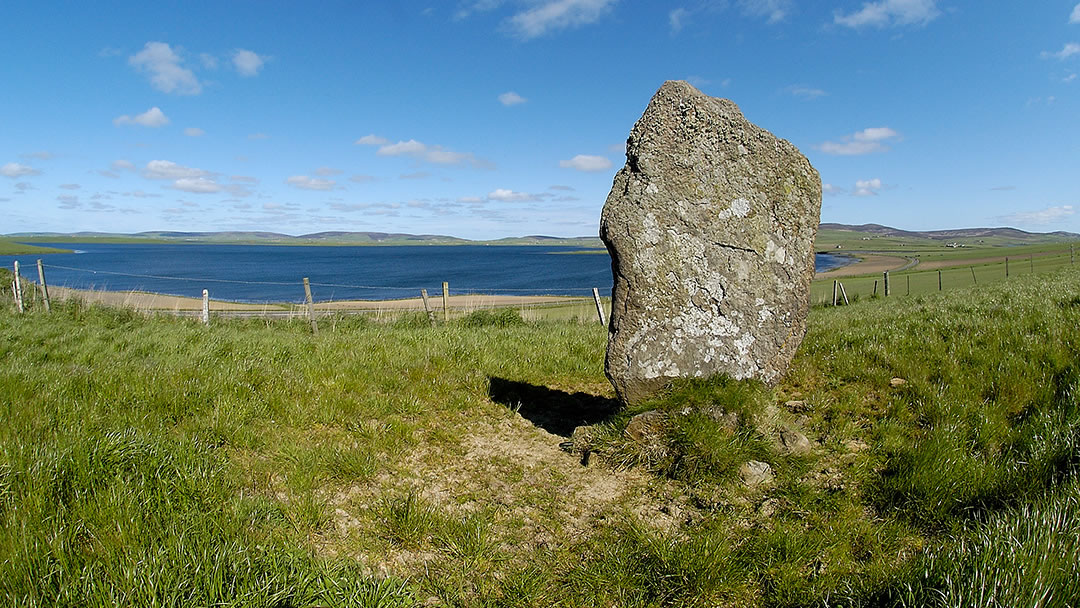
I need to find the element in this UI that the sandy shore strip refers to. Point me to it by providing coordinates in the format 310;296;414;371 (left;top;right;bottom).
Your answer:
815;254;911;278
47;285;587;312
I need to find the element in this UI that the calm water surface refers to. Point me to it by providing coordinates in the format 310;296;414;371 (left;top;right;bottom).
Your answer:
1;243;853;303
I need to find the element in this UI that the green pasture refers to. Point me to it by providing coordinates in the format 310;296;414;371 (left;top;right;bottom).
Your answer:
1;265;1079;606
0;239;71;255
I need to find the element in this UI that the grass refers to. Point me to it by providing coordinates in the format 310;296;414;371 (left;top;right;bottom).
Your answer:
1;265;1079;606
0;238;71;255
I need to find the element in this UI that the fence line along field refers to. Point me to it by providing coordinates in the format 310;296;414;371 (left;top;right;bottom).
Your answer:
2;258;1079;606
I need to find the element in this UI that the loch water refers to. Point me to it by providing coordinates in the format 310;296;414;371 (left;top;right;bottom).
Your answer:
1;243;853;303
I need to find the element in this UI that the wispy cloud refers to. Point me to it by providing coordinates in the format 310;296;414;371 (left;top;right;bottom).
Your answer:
999;205;1075;226
184;127;205;137
1041;42;1080;60
142;160;209;180
506;0;618;39
498;91;527;106
669;8;688;33
171;178;223;194
1;163;41;178
852;178;883;196
1071;3;1080;24
129;42;202;95
21;151;53;160
786;84;826;99
834;0;940;29
286;175;337;191
559;154;612;172
232;49;267;76
739;0;792;24
360;136;491;168
818;127;900;155
488;188;540;202
114;107;170;128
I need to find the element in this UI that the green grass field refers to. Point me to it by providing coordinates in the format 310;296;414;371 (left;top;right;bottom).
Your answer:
0;239;71;255
2;265;1079;606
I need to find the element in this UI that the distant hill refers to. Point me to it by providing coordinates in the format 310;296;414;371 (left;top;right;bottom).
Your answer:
819;223;1079;242
5;231;605;248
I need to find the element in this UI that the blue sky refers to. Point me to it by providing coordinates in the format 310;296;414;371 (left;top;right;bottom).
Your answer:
2;1;1079;239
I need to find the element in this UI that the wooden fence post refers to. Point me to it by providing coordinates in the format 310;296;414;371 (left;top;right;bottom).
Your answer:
838;282;850;306
420;289;435;326
13;262;24;313
873;280;878;297
938;270;942;291
303;278;318;334
832;280;838;306
1005;257;1009;278
906;275;910;296
442;281;449;322
883;272;890;297
970;266;977;285
36;259;50;312
201;289;210;325
592;287;606;326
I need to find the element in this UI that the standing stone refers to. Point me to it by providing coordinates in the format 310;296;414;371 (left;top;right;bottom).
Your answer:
600;80;821;406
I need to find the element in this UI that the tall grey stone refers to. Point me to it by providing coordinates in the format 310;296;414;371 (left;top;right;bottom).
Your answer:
600;81;821;406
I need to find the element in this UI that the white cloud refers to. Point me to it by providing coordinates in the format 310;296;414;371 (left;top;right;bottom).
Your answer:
355;134;389;146
315;167;343;176
111;159;136;171
350;174;377;183
374;138;488;167
1;162;41;178
199;53;219;69
128;42;201;95
1042;42;1080;60
232;49;267;76
171;178;222;194
488;188;540;202
286;175;336;190
669;8;688;33
818;127;900;155
498;91;527;106
739;0;792;23
184;127;205;137
787;85;826;99
1000;205;1075;226
834;0;940;29
853;178;883;196
454;0;503;20
822;183;843;196
59;183;80;190
143;160;209;180
507;0;618;39
22;151;53;160
113;107;170;128
1071;3;1080;24
559;154;613;172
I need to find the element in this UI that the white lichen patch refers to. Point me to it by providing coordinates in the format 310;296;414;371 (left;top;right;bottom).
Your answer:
717;197;752;220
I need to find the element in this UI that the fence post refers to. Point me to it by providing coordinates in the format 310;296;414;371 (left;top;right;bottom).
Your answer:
883;271;890;297
938;270;942;291
838;282;850;306
11;280;20;313
1072;244;1075;265
303;278;318;334
442;281;449;323
592;287;606;326
1030;255;1034;274
970;266;977;285
420;289;435;326
201;289;210;325
906;275;910;296
36;259;50;312
1006;257;1009;278
12;261;25;313
832;280;838;306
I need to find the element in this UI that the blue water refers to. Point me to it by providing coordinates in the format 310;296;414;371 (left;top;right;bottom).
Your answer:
1;243;853;303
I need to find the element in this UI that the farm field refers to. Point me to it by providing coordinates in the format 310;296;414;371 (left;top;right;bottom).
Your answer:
1;265;1079;606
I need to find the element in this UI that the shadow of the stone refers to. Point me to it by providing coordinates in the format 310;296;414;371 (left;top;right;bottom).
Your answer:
487;377;620;438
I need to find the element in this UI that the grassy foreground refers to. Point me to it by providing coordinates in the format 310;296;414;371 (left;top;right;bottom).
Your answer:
1;267;1079;606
